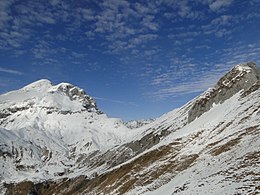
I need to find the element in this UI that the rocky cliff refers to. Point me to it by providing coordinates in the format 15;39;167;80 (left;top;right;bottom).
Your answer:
188;62;259;123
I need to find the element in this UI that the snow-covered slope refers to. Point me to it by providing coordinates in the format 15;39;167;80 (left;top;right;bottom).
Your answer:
0;79;130;183
1;62;260;194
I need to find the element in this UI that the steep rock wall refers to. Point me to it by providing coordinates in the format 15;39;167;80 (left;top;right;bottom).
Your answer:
188;62;260;123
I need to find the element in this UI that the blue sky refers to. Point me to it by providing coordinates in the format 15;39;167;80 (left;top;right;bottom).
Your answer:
0;0;259;121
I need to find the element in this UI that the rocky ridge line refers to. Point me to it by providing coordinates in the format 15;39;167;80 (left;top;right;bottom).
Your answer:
188;62;260;123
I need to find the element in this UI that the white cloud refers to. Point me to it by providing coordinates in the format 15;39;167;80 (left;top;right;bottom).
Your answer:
94;96;138;107
0;0;64;50
199;14;239;38
141;15;159;31
79;8;95;21
215;28;232;37
49;0;60;6
0;0;14;29
209;0;233;12
0;0;258;68
131;34;158;45
71;51;87;58
168;31;201;39
211;15;233;25
32;41;54;59
134;2;151;14
0;67;23;75
151;72;222;99
177;1;191;18
160;0;204;20
0;31;26;48
148;61;228;99
146;41;260;100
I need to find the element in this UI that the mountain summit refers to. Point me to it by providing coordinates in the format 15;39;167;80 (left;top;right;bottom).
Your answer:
188;62;259;122
2;79;99;114
1;62;259;195
0;79;129;189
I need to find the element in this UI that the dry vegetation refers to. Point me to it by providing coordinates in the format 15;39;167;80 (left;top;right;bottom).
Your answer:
210;137;242;156
5;137;199;195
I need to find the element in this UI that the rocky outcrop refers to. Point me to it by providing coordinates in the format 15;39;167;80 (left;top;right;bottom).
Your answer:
55;83;99;112
124;119;154;129
241;80;260;98
188;62;260;123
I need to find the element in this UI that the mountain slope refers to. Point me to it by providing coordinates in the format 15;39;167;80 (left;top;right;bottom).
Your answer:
0;79;130;184
1;62;260;194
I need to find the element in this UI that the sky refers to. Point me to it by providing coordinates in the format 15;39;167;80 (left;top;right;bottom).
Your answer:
0;0;259;121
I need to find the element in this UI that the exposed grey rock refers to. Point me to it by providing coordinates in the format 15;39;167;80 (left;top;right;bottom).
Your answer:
0;112;11;119
0;106;32;119
124;119;155;129
78;128;172;170
56;83;99;112
241;80;260;98
188;62;260;123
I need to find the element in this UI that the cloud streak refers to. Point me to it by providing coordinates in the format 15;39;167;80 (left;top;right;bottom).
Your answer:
0;0;259;107
94;96;138;107
143;40;260;100
0;67;23;75
209;0;233;12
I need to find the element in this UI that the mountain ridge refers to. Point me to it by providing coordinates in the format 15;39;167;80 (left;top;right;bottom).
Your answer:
0;62;259;194
188;62;259;122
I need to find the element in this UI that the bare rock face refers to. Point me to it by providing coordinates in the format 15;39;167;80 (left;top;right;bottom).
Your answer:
56;83;98;112
188;62;260;123
124;119;154;129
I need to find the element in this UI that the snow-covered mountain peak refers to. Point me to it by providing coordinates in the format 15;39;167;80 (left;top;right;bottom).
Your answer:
188;62;259;123
51;82;98;112
1;79;99;113
0;79;130;184
217;62;259;88
22;79;53;92
234;61;259;72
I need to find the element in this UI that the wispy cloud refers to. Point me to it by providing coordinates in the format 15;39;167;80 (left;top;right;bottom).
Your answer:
151;69;224;99
87;0;161;54
0;0;14;29
0;0;259;97
209;0;234;12
94;96;138;107
0;67;23;75
0;0;258;61
161;0;205;20
144;42;260;100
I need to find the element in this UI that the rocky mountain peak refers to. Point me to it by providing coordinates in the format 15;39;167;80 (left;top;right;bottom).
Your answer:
0;79;101;121
53;82;98;112
188;62;259;123
216;62;259;88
